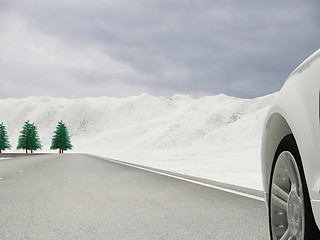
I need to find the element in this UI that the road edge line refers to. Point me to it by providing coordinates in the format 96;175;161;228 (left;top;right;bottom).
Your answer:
94;155;265;202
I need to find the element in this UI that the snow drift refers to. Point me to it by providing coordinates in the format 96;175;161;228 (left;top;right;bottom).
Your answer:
0;93;276;189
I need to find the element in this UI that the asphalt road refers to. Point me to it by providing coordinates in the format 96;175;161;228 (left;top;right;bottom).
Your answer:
0;154;269;239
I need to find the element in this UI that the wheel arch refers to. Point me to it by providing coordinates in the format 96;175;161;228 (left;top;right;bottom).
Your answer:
261;112;292;203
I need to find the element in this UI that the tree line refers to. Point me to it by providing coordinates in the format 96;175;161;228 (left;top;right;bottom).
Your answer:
0;120;72;154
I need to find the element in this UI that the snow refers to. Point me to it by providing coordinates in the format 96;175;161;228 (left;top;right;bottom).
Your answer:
0;93;276;190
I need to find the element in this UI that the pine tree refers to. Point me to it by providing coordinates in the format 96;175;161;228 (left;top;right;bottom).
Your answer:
50;121;72;153
0;122;11;153
17;121;42;153
29;123;42;153
17;120;30;153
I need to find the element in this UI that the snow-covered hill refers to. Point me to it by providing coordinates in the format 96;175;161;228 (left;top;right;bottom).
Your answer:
0;93;276;189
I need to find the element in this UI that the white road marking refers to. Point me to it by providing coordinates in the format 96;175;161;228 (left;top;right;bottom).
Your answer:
0;178;3;180
104;158;265;202
18;170;24;173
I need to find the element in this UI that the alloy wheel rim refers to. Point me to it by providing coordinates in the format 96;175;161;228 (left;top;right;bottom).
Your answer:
270;151;305;240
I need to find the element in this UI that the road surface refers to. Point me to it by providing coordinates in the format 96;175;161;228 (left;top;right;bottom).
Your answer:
0;154;269;239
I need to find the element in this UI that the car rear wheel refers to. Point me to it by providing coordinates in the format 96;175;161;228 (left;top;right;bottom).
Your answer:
269;135;320;240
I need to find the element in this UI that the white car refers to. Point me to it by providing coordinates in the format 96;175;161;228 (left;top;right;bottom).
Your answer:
261;49;320;239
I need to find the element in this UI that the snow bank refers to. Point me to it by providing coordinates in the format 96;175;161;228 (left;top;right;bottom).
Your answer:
0;93;276;190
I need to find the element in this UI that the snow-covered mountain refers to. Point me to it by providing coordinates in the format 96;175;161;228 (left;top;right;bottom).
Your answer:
0;93;276;189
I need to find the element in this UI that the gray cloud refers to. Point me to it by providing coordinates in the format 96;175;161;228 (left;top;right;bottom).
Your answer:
0;0;319;99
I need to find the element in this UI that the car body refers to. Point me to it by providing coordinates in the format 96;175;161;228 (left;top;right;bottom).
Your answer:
261;49;320;239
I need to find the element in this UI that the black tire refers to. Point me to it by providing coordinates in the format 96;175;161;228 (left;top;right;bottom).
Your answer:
269;134;320;239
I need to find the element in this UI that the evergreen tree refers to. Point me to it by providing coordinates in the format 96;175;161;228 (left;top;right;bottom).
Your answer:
0;122;11;153
50;121;72;153
29;123;42;153
17;120;30;153
17;121;42;153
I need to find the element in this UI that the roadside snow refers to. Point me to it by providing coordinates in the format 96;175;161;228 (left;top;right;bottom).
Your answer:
0;93;276;190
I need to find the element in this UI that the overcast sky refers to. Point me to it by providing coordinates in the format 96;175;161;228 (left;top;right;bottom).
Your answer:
0;1;319;99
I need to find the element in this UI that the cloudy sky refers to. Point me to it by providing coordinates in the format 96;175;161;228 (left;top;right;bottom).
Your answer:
0;1;319;99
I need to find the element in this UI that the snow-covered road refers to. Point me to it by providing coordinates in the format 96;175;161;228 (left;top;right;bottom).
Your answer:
0;154;268;239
